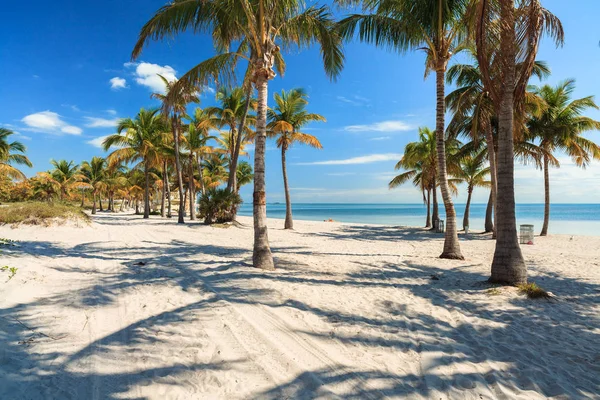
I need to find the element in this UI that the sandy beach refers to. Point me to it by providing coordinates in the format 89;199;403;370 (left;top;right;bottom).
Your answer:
1;213;599;399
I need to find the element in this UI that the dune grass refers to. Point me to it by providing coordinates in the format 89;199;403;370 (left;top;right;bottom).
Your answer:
518;282;551;299
0;202;90;226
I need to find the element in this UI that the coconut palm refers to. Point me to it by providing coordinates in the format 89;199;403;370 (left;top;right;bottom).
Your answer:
339;0;470;259
185;108;220;198
103;108;167;219
474;0;563;284
526;80;600;236
267;88;324;229
390;159;434;228
50;159;83;200
31;172;61;202
133;0;344;269
0;128;32;181
151;75;200;224
236;160;254;191
81;157;107;214
450;154;490;231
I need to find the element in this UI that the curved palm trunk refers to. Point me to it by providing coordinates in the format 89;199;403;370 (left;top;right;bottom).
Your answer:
252;75;275;270
143;161;150;219
165;167;172;218
431;178;439;231
119;197;125;212
463;186;473;231
435;67;463;259
425;188;432;228
540;154;550;236
92;190;97;215
189;154;196;220
196;155;205;196
161;160;167;218
81;189;85;207
491;0;527;285
281;144;293;229
228;86;253;194
485;190;494;233
171;117;186;224
99;196;104;211
135;199;140;215
485;124;497;237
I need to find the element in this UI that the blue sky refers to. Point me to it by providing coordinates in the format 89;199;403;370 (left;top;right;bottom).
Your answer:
1;0;599;204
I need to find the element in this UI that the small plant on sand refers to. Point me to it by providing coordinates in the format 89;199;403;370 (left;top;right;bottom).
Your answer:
1;266;18;281
198;189;242;224
487;287;502;296
518;282;550;299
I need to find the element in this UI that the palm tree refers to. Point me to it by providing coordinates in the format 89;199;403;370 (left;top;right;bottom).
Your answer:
390;159;433;228
236;160;254;191
527;80;600;236
185;108;220;198
203;154;229;190
103;108;167;219
0;128;32;181
133;0;343;270
81;157;107;214
474;0;563;284
450;154;490;231
339;0;470;259
267;88;324;229
31;172;61;202
151;75;200;224
50;159;82;200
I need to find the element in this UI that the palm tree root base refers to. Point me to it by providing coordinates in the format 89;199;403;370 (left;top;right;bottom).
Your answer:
439;252;465;260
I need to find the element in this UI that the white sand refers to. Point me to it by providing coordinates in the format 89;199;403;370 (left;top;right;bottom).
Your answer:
1;213;599;399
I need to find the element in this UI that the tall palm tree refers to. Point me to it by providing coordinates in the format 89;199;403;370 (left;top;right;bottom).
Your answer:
527;80;600;236
390;159;434;228
0;128;32;181
474;0;563;284
50;159;82;200
151;75;200;224
267;88;325;229
339;0;470;259
81;157;107;214
450;154;490;231
103;108;167;219
133;0;344;269
185;108;220;197
236;160;254;191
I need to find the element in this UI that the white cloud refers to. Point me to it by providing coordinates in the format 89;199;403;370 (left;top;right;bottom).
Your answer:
370;136;391;141
326;172;357;176
106;109;117;115
21;111;82;135
337;94;370;106
84;117;120;128
126;62;177;93
204;85;215;94
296;153;402;166
110;77;127;90
86;135;109;149
344;120;413;133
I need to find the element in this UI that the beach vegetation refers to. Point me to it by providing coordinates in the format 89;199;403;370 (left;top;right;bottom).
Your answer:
198;188;242;225
518;282;550;299
0;201;90;226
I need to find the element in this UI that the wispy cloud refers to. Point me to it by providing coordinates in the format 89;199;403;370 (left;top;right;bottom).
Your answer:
344;120;413;133
86;135;109;149
110;77;128;90
126;62;176;93
326;172;357;176
61;104;80;112
106;109;117;115
337;94;370;106
84;117;120;128
21;111;82;135
296;153;402;166
370;136;391;141
290;187;327;191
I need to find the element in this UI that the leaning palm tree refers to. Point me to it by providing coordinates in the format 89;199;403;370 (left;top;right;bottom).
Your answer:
390;159;434;228
474;0;563;284
450;154;490;231
103;108;167;219
50;159;83;201
526;80;600;236
339;0;470;259
132;0;344;269
0;128;32;181
267;88;325;229
80;157;107;214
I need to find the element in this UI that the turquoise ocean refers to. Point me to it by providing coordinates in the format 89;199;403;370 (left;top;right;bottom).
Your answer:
238;203;600;236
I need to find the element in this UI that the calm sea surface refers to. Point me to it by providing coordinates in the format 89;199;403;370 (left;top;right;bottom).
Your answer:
238;203;600;236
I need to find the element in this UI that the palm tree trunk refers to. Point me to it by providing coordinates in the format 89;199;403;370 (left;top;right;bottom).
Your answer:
92;190;97;215
143;161;150;219
81;189;85;207
135;199;140;215
435;66;463;259
171;117;186;224
431;178;439;231
425;188;431;228
197;155;205;196
161;160;167;218
491;0;527;284
252;74;275;270
188;156;196;221
99;196;103;211
119;197;125;212
281;144;293;229
540;154;550;236
227;86;252;194
463;186;473;231
485;190;494;233
485;124;497;237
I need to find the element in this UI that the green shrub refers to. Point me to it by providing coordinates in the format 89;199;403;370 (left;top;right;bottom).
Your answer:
198;189;242;224
518;282;550;299
0;201;90;226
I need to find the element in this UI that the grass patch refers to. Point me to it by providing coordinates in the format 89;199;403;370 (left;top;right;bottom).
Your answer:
0;202;90;226
518;282;550;299
1;266;18;281
487;287;502;296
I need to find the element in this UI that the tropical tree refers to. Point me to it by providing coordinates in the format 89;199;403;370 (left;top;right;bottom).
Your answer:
526;80;600;236
474;0;563;284
450;154;490;231
103;108;167;219
185;108;220;198
236;160;254;192
151;75;200;224
267;88;324;229
0;128;32;181
50;159;83;200
30;172;61;202
339;0;470;259
133;0;344;269
81;157;107;214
